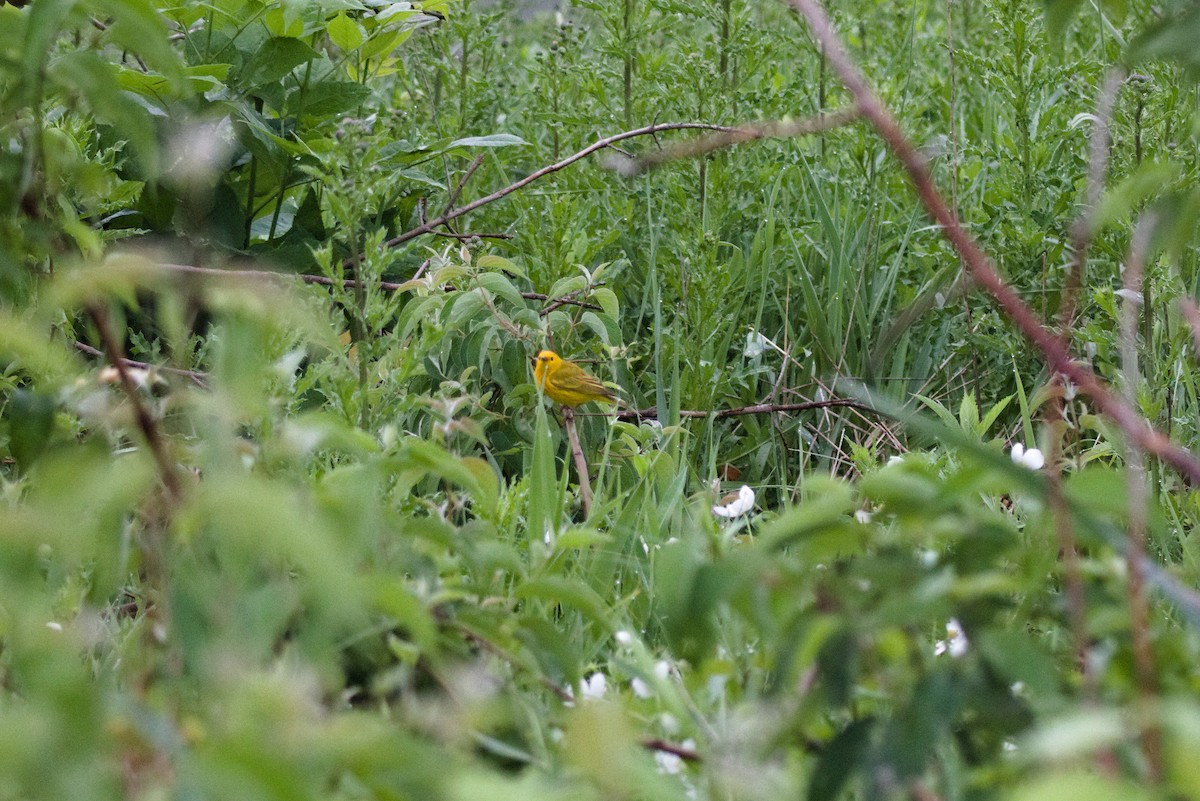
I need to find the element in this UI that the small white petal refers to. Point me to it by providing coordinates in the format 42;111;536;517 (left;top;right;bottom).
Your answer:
855;509;873;524
655;750;684;775
1010;443;1026;463
46;621;63;633
614;630;633;646
654;660;672;680
1021;448;1045;470
935;618;969;658
712;485;755;518
887;455;904;466
581;672;607;701
631;677;653;699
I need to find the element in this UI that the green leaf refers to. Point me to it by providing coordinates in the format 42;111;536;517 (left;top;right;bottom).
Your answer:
399;439;499;518
293;80;372;118
517;576;610;625
1093;161;1180;230
1126;4;1200;74
808;718;875;801
592;287;619;319
327;12;365;51
49;52;160;176
7;389;56;470
476;272;525;308
236;37;317;88
476;254;524;277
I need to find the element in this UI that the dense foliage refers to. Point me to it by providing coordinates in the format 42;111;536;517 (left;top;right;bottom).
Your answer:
2;0;1200;798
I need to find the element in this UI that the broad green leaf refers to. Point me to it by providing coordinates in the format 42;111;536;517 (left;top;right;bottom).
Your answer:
327;12;365;51
236;37;317;88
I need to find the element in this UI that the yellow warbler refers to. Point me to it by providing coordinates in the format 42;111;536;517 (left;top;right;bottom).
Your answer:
533;350;617;408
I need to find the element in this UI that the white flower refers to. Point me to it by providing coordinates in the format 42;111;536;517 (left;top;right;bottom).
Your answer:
631;677;653;699
712;485;755;518
934;618;968;658
887;455;905;466
614;630;634;647
654;660;672;680
45;621;63;633
855;509;873;524
580;672;607;702
1010;443;1045;470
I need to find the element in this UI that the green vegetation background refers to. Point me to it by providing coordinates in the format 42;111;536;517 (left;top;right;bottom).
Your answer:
1;0;1200;798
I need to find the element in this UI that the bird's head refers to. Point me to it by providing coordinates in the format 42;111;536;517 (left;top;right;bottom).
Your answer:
534;350;561;368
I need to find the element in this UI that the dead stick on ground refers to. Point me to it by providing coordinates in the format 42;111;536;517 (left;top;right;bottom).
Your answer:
562;408;593;516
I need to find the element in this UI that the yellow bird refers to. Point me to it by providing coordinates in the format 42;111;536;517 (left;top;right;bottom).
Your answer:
533;350;617;408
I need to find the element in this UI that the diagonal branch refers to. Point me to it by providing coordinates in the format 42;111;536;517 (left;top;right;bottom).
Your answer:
86;304;182;502
609;108;861;176
783;0;1200;486
341;122;740;269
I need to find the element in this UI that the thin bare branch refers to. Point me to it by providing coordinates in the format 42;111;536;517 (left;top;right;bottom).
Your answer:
342;122;740;268
784;0;1200;486
641;738;702;763
442;153;486;216
86;304;181;502
609;108;860;176
563;408;593;516
74;341;207;387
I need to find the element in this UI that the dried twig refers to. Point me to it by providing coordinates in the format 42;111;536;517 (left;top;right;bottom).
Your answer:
74;341;207;387
562;408;593;516
641;738;702;763
342;122;740;268
86;304;182;502
442;153;486;216
609;108;860;176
